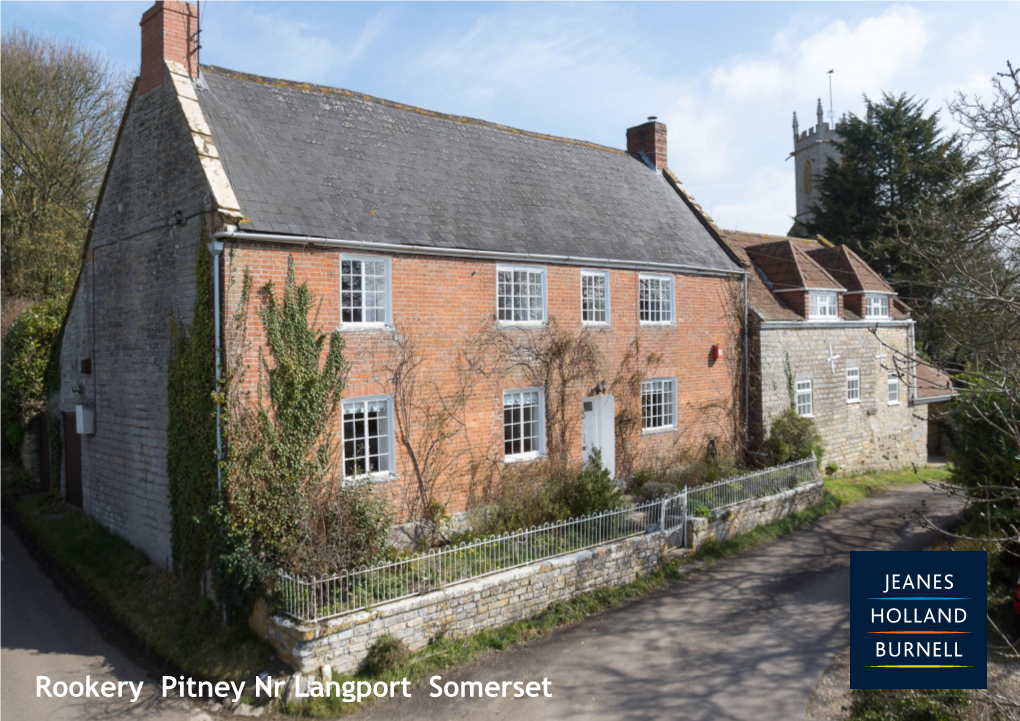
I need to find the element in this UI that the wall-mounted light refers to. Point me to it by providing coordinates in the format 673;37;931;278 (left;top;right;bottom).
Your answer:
711;343;723;361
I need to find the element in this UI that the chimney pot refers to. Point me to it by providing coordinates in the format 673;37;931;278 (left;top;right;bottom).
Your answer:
626;118;667;171
139;1;198;95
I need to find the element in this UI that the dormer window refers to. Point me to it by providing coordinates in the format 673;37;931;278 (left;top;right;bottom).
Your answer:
808;291;838;320
864;294;890;319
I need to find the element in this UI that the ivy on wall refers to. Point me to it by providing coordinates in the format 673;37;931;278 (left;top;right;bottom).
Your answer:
167;225;218;596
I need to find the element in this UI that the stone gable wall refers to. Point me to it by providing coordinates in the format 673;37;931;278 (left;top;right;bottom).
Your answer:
59;71;211;566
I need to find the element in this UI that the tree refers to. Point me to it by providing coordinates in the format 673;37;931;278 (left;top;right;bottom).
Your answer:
806;93;1002;356
1;28;125;302
872;64;1020;720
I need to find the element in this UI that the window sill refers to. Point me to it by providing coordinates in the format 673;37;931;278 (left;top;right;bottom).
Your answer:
641;426;677;436
798;413;815;419
806;317;840;322
847;399;860;404
339;323;393;332
504;451;544;464
344;472;398;484
582;321;611;328
498;321;547;329
887;401;900;406
639;321;675;328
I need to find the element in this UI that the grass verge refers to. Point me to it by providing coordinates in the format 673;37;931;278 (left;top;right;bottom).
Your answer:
4;467;270;681
290;465;952;717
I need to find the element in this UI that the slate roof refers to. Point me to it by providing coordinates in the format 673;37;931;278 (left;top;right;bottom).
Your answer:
194;66;739;273
720;230;908;321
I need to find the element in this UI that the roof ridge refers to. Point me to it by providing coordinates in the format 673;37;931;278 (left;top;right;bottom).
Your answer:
201;64;631;157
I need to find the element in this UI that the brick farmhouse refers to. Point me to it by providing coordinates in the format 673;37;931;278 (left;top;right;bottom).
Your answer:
52;2;947;566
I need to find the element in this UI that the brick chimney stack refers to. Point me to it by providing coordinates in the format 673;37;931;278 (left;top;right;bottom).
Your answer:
626;117;667;171
139;1;198;95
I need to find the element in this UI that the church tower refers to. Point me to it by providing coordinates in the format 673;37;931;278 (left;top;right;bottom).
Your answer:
789;99;841;236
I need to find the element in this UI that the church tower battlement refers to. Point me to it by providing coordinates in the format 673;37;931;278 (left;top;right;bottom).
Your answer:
790;98;841;235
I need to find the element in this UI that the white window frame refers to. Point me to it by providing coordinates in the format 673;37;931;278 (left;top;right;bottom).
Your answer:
640;377;677;433
638;273;675;325
341;394;396;481
339;254;392;329
846;367;860;404
865;294;890;319
496;265;547;327
503;388;545;463
580;270;611;326
887;372;900;406
796;379;813;417
808;291;839;320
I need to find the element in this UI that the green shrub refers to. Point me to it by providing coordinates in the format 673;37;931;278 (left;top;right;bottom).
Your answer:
848;688;971;721
363;634;409;675
691;502;711;519
767;408;824;467
949;376;1020;496
1;294;66;454
567;449;624;517
825;462;839;476
468;459;573;536
638;481;677;500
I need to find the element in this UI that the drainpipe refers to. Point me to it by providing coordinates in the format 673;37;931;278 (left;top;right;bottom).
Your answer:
207;234;224;494
207;228;227;626
743;273;750;444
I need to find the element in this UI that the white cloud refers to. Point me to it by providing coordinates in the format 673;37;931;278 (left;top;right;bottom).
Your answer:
706;168;796;235
712;7;928;102
204;5;394;83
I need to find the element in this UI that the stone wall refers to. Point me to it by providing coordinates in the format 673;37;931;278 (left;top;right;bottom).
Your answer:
754;323;927;474
252;532;669;675
253;479;826;676
58;69;212;566
686;480;824;549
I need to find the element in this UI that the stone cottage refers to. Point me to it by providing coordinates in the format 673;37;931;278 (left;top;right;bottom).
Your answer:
54;1;747;566
720;230;928;472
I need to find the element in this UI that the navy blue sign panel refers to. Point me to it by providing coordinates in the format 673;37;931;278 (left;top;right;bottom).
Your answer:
851;551;986;690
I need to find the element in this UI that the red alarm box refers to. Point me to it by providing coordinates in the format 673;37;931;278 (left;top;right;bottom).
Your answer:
711;343;723;361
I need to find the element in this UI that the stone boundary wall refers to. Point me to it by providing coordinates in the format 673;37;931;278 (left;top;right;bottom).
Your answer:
252;480;826;675
686;480;825;549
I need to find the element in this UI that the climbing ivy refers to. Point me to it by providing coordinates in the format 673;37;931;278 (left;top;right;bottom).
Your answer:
212;255;388;620
166;226;218;596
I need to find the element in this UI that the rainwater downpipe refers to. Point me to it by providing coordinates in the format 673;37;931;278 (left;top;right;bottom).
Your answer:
207;235;224;495
207;229;226;625
743;272;750;441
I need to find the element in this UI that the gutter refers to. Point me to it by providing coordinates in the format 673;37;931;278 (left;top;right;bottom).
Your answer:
211;229;747;279
912;394;957;405
760;319;915;330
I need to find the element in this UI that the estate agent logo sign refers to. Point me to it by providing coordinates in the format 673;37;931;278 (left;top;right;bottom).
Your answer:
851;551;986;690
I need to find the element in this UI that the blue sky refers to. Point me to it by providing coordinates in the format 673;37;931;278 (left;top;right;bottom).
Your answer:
3;2;1016;234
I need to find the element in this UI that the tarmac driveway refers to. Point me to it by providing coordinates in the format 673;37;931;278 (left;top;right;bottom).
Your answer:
359;483;962;721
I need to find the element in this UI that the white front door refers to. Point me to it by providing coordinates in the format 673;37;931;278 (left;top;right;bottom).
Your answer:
581;395;615;478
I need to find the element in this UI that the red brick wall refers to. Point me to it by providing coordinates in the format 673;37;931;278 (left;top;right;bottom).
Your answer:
139;1;198;96
223;244;742;521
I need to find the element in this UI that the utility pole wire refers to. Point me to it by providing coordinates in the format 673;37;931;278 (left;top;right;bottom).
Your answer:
1;110;94;214
1;144;90;227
